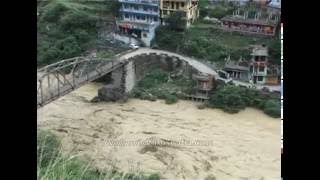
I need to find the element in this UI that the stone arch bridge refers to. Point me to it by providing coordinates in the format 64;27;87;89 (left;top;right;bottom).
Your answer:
37;48;221;109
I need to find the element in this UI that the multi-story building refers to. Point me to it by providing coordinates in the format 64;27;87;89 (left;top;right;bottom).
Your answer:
249;45;280;85
249;45;268;84
116;0;160;46
160;0;199;28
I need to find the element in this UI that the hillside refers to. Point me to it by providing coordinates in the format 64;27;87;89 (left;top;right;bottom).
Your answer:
155;1;281;65
37;0;119;67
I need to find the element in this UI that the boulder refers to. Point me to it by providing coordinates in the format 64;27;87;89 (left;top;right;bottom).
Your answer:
96;85;126;102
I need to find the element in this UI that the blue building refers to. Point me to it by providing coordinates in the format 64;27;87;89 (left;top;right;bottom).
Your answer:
116;0;160;46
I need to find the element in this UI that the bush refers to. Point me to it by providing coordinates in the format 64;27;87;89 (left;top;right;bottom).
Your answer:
208;85;280;117
165;11;187;31
155;26;183;51
60;11;97;32
137;70;169;89
38;46;61;66
41;3;67;22
209;85;247;112
263;100;281;118
165;94;178;104
55;36;82;58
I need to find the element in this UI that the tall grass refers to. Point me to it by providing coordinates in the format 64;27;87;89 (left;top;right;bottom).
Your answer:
37;130;160;180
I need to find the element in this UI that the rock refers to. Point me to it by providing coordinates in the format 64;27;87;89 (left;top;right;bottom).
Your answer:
90;96;101;103
97;85;126;102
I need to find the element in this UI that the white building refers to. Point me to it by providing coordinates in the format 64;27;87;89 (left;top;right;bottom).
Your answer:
116;0;161;47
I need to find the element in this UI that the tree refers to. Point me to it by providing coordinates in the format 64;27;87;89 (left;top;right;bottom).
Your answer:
268;39;281;65
55;36;81;59
165;11;186;31
41;3;67;22
107;0;121;17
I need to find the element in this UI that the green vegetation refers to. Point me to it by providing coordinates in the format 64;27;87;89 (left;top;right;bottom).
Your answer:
268;39;281;65
37;130;160;180
155;2;280;65
263;99;281;118
155;25;279;63
37;0;118;67
165;94;178;104
207;85;280;117
131;69;195;104
165;11;187;31
200;3;236;19
155;26;184;52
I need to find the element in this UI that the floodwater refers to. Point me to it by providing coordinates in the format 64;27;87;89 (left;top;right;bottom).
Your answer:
37;82;281;180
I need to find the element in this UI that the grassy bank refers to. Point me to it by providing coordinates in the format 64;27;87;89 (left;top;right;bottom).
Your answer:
37;130;160;180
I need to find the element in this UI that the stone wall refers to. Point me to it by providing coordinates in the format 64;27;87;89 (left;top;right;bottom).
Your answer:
124;60;136;93
111;65;124;91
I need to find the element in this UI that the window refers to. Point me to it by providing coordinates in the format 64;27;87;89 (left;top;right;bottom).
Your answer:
143;6;148;11
143;33;147;38
154;17;158;22
181;2;184;7
134;5;138;10
163;10;168;15
125;14;129;18
176;2;179;9
260;56;266;61
258;76;263;81
141;16;145;20
124;4;129;9
259;66;265;72
163;1;169;8
137;16;140;20
250;66;253;73
171;2;174;9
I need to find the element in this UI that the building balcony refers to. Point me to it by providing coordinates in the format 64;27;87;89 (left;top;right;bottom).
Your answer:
116;19;160;31
221;26;275;36
119;0;159;6
120;8;159;16
250;62;267;66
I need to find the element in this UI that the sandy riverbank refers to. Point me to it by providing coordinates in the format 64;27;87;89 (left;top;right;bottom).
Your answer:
37;82;281;180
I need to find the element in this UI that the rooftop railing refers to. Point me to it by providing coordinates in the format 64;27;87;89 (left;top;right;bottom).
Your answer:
119;0;159;6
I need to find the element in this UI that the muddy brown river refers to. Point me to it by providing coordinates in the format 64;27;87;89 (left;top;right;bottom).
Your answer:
37;82;281;180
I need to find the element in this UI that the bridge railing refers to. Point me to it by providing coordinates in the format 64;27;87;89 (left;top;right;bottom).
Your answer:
37;56;125;108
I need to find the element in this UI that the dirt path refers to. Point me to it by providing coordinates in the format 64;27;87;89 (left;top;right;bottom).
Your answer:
37;83;281;180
